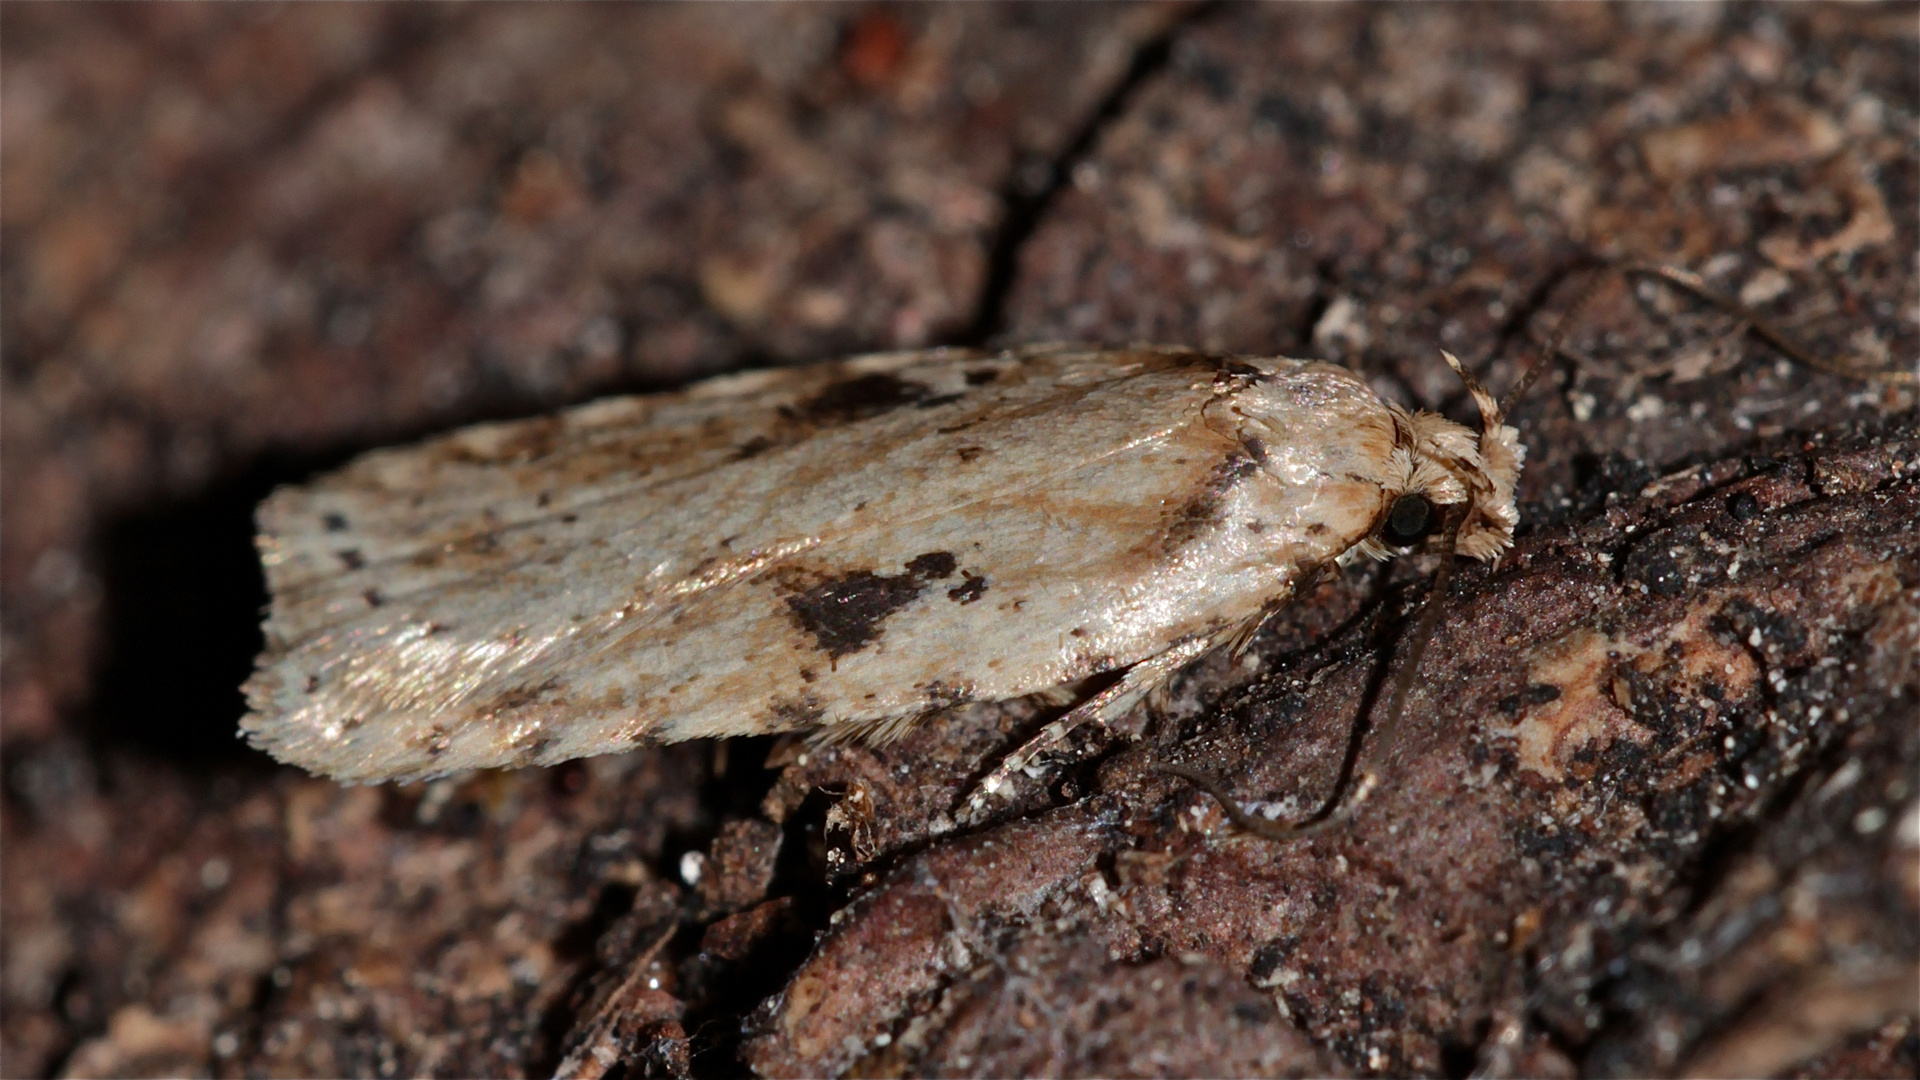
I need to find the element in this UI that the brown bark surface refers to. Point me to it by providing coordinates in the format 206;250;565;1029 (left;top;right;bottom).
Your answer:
3;4;1914;1078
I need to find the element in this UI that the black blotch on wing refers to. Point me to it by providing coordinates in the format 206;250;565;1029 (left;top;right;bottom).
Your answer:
782;552;958;659
904;551;957;577
1213;358;1273;394
1163;453;1262;552
1238;434;1270;465
789;373;934;423
947;571;988;604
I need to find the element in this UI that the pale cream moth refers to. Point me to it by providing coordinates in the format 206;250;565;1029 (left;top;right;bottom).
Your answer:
241;342;1522;786
240;263;1900;829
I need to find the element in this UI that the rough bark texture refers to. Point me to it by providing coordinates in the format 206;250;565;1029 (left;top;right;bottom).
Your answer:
3;4;1915;1079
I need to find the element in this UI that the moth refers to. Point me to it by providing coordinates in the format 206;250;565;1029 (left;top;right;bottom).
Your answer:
243;264;1892;822
241;341;1522;789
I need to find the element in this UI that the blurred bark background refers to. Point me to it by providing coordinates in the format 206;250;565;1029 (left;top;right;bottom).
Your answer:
2;3;1914;1077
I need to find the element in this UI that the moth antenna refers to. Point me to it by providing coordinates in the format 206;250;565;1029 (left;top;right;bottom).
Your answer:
1370;505;1466;770
1154;762;1371;841
1498;266;1611;420
1619;262;1917;386
1162;507;1465;843
1440;350;1501;437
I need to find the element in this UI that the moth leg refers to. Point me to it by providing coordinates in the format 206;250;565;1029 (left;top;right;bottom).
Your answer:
960;635;1213;823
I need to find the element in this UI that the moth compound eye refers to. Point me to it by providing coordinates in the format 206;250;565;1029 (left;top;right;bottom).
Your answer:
1380;493;1437;548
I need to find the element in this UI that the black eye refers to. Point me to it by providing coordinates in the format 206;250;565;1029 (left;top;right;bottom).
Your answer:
1380;493;1436;547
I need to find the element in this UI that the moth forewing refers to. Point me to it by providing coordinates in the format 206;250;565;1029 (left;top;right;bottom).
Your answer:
242;344;1520;784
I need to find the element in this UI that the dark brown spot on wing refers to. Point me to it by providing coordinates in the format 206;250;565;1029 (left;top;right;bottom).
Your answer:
767;693;826;729
1165;492;1223;551
904;551;957;578
1213;359;1272;393
790;373;934;423
947;571;988;604
920;679;974;708
416;724;454;758
782;552;957;659
1163;453;1262;552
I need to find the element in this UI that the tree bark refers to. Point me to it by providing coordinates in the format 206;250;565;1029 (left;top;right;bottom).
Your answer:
3;4;1913;1077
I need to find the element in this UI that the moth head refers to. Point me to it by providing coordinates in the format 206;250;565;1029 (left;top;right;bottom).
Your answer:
1353;349;1523;565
